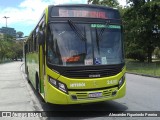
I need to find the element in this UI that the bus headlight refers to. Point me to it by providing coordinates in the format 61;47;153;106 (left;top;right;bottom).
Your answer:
118;75;125;89
49;76;68;94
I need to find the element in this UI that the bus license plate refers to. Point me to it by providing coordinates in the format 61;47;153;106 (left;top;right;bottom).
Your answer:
88;92;102;98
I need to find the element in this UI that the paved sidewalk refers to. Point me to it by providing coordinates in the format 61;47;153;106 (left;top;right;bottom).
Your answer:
0;62;43;120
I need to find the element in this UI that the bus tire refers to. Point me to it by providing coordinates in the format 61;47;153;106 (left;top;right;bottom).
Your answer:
35;73;40;92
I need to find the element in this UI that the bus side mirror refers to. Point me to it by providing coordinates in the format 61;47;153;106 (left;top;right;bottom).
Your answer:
38;31;45;45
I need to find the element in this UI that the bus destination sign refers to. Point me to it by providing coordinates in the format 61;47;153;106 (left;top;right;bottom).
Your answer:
59;9;107;19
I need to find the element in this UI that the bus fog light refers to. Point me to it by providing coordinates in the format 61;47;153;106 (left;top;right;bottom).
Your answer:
71;95;77;100
112;90;117;96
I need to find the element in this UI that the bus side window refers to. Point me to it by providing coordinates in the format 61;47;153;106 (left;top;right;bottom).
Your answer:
29;38;31;52
33;34;37;52
30;37;33;52
25;43;28;54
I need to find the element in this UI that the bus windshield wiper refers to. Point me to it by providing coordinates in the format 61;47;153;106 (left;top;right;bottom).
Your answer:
95;22;110;54
95;27;100;54
98;22;110;41
68;20;86;41
68;19;87;54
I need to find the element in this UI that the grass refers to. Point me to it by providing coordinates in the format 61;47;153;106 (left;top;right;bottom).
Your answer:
126;59;160;77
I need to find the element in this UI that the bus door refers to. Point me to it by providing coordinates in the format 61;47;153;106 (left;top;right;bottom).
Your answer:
38;19;45;95
39;43;45;95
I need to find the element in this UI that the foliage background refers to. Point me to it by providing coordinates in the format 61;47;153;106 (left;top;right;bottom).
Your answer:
0;33;23;62
88;0;160;63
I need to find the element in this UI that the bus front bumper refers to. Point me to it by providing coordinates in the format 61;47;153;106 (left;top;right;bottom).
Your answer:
45;81;126;105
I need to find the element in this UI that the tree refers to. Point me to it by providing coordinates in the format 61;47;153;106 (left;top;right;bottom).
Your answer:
154;47;160;58
0;34;23;61
124;0;160;62
16;31;24;38
88;0;119;7
14;41;23;60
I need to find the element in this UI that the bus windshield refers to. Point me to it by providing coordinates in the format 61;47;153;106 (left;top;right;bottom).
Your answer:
47;22;124;66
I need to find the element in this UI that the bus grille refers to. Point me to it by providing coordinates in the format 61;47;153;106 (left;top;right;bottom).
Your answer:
74;89;112;100
63;66;122;78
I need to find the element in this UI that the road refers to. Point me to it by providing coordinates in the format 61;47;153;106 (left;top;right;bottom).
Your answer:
0;62;160;120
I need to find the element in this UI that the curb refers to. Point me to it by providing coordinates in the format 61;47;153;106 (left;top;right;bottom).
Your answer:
126;72;160;78
20;62;26;74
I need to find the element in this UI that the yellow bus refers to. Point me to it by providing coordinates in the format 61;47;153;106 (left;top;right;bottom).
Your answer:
24;4;126;105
